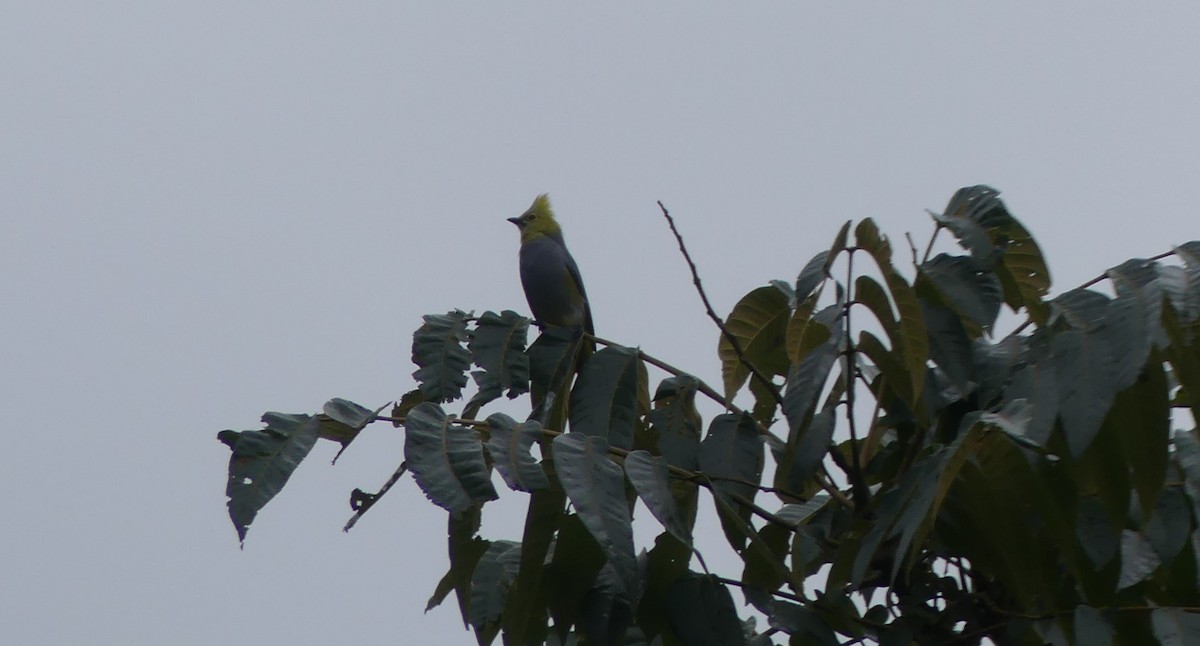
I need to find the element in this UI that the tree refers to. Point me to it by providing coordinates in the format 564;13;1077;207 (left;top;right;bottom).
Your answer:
218;186;1200;645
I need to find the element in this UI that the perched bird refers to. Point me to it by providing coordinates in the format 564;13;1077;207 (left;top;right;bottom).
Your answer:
508;194;594;335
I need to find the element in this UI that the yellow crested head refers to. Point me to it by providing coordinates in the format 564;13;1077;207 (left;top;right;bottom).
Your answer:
507;194;563;243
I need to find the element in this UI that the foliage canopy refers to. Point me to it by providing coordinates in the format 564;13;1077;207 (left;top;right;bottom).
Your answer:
220;186;1200;645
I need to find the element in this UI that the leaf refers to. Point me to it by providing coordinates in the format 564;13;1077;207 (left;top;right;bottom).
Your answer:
1109;357;1169;517
919;253;1003;333
1151;607;1200;646
552;433;638;601
921;301;974;395
1108;258;1161;294
464;310;530;418
1147;486;1191;564
316;398;386;461
392;388;426;425
777;405;836;495
1004;340;1058;446
219;412;322;544
1117;529;1161;590
775;494;830;527
666;573;747;646
624;450;691;545
1053;288;1111;332
1052;327;1117;457
426;507;487;624
856;218;928;401
527;326;582;419
740;522;791;593
404;402;498;515
1074;606;1114;646
484;413;550;492
786;299;833;364
648;376;703;471
544;513;606;639
569;345;642;450
636;533;691;643
1076;496;1120;569
468;540;522;642
718;285;791;400
579;563;635;645
973;335;1024;408
698;413;765;552
795;250;830;301
781;305;842;433
412;310;471;403
944;186;1051;322
503;488;565;643
929;207;999;268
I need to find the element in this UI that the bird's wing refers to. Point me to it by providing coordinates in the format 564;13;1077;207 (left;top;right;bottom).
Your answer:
562;247;594;334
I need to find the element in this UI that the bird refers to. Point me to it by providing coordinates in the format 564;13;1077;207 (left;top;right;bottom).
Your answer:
508;194;594;336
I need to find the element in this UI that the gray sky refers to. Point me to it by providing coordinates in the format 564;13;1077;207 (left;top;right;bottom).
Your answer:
3;3;1198;644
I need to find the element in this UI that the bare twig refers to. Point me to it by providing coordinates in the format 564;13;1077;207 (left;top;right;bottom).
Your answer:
657;201;783;407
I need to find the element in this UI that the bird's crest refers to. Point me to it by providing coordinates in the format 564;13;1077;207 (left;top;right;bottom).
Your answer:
509;193;563;242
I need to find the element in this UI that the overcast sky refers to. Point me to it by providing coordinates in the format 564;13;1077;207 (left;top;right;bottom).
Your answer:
4;4;1199;645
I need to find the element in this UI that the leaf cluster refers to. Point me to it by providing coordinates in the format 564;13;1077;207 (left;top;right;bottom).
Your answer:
218;187;1200;645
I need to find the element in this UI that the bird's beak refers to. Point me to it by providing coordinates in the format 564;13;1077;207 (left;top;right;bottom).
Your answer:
507;217;522;227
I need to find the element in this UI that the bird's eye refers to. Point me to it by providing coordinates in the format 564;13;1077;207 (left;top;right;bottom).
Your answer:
528;213;537;220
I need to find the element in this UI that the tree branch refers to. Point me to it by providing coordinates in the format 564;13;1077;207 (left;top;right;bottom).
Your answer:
657;200;783;407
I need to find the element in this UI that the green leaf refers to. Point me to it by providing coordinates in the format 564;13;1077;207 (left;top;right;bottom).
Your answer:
503;488;565;644
1147;486;1191;564
854;275;898;343
921;301;974;395
919;253;1003;333
775;494;830;528
795;250;830;301
463;310;530;418
741;522;791;593
718;285;791;400
1052;327;1117;457
484;413;550;492
1076;496;1120;569
781;305;841;433
944;186;1051;322
528;326;582;419
637;533;691;644
412;310;471;403
624;450;691;545
973;335;1024;408
219;412;321;544
786;299;833;364
930;207;999;268
1004;339;1058;446
569;345;642;450
469;540;522;643
1074;606;1114;646
699;413;764;552
544;513;606;639
666;574;746;646
1117;530;1161;590
777;405;836;495
856;218;928;401
1151;607;1200;646
579;563;635;645
1110;357;1169;517
648;376;703;471
392;388;426;424
316;398;386;460
552;433;638;600
404;402;498;515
